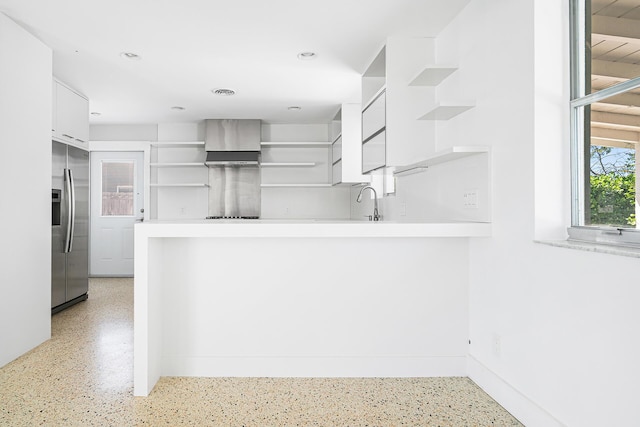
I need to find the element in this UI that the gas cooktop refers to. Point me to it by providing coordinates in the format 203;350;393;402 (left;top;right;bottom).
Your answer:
205;216;260;220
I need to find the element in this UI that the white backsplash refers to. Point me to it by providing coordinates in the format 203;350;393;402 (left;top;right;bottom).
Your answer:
350;153;490;223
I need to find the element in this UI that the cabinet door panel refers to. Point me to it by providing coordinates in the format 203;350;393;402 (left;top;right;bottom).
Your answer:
332;160;342;185
69;91;89;143
362;131;385;173
55;82;76;142
54;81;89;145
52;81;57;134
362;91;385;141
332;136;342;163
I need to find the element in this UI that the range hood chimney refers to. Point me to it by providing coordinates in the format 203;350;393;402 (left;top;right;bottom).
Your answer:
204;119;261;166
204;119;262;219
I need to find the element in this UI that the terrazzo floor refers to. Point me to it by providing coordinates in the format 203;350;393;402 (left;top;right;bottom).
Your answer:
0;278;523;426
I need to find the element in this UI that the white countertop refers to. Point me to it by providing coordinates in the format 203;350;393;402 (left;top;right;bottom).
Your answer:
135;219;492;238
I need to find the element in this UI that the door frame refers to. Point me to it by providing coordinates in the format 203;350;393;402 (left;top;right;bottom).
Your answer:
88;141;151;277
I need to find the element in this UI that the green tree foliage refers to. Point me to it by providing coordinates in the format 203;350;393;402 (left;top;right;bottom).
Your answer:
589;146;636;227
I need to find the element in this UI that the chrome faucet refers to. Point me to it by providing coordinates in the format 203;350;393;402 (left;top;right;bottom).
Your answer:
356;185;381;221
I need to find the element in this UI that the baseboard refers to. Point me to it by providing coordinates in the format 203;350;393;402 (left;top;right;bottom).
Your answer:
467;355;565;427
162;355;468;378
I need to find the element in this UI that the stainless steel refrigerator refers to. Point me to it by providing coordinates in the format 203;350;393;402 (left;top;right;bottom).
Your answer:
52;141;89;313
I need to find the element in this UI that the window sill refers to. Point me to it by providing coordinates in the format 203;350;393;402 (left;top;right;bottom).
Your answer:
535;239;640;259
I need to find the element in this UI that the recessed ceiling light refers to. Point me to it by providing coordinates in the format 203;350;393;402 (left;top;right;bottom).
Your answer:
120;52;141;60
211;88;236;96
297;52;317;60
171;106;185;111
288;106;302;111
90;112;101;116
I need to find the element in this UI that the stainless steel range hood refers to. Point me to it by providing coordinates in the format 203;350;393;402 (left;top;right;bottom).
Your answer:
204;119;261;166
205;151;259;166
204;119;262;218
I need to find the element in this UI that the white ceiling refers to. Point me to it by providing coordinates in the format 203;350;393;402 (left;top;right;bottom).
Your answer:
0;0;470;125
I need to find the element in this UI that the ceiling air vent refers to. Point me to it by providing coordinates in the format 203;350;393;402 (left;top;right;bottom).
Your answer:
212;88;236;96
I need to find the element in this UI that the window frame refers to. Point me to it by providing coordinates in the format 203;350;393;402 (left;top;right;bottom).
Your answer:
569;0;640;248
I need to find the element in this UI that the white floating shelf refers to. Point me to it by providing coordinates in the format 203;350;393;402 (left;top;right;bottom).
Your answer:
150;162;205;167
261;142;331;148
261;183;333;188
409;66;457;86
394;146;490;176
261;162;316;167
151;141;205;148
150;183;209;188
418;104;475;121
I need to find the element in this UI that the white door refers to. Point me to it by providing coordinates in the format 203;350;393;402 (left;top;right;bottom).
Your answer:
90;151;144;276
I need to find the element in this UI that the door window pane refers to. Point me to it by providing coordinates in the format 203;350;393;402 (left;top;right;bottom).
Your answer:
102;161;134;216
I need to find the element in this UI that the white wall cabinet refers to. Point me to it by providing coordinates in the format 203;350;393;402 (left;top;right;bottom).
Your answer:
53;80;89;147
361;92;386;174
361;38;443;169
362;92;386;141
362;131;386;174
331;135;342;185
361;47;387;175
331;104;370;184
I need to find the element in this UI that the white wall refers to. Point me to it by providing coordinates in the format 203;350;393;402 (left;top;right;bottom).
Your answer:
436;0;640;426
153;123;206;219
262;187;350;219
470;241;640;427
351;153;491;222
92;122;351;220
261;123;351;219
0;13;52;367
91;124;158;141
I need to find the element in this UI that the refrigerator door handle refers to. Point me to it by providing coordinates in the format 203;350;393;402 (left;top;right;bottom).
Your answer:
64;168;75;253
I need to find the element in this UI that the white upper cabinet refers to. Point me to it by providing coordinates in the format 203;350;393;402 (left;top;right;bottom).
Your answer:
53;80;89;147
362;91;386;141
331;104;370;184
361;38;443;169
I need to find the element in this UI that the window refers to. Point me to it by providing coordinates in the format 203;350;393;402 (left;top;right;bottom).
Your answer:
101;161;135;216
569;0;640;247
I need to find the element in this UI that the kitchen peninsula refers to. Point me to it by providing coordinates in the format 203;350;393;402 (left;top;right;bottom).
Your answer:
133;219;491;396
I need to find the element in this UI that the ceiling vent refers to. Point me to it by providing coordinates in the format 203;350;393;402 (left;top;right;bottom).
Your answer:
212;88;236;96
